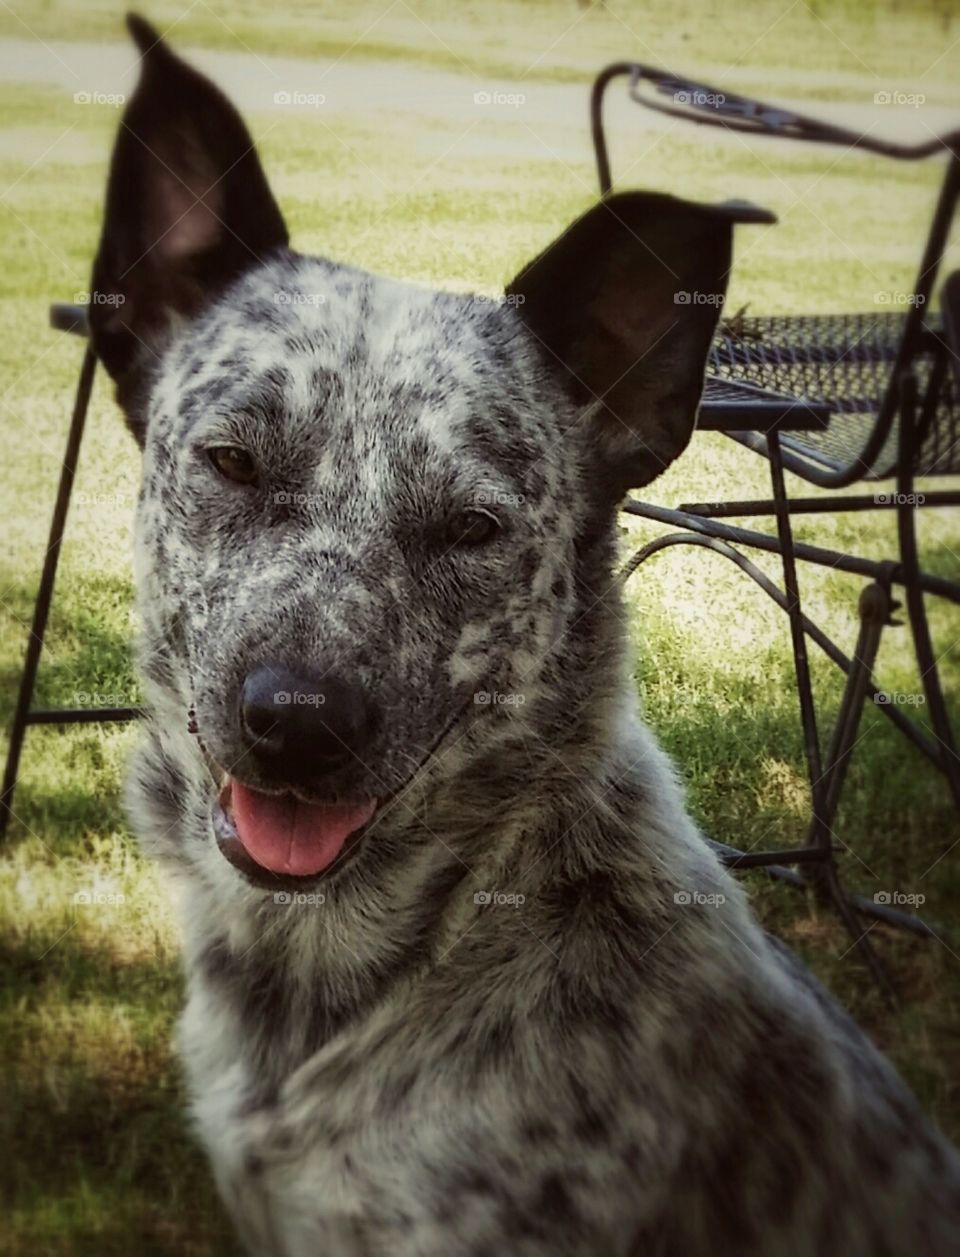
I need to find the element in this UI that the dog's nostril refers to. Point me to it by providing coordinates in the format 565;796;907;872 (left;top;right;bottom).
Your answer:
241;696;283;747
240;670;289;748
239;665;373;775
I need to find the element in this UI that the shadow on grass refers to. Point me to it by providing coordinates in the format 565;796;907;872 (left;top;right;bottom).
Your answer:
1;569;142;850
0;569;139;726
4;763;133;853
0;930;234;1257
646;669;960;904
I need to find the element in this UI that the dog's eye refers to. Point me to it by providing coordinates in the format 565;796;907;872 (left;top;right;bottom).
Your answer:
208;446;258;485
448;510;500;547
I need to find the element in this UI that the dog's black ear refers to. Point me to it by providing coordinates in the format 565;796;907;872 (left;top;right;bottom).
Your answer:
507;192;774;492
89;14;289;442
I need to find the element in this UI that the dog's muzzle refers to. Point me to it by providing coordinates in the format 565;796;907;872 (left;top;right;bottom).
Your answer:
214;778;377;883
204;662;380;884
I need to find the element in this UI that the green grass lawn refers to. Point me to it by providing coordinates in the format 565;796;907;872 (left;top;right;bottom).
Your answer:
1;2;959;1252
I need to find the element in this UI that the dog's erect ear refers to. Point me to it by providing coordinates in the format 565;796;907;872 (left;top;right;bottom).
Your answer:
507;192;774;492
89;14;289;442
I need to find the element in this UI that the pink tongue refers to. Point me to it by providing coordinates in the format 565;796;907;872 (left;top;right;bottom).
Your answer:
230;782;377;876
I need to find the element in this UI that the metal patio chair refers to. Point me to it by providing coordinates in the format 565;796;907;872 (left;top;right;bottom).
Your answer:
593;63;960;994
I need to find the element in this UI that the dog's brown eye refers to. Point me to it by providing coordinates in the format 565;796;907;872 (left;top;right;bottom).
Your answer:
208;446;257;485
450;510;500;547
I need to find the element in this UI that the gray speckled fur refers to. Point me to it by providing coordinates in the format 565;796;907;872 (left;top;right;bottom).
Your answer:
96;22;960;1257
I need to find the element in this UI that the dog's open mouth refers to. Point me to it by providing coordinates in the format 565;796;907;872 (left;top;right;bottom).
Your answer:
213;778;377;883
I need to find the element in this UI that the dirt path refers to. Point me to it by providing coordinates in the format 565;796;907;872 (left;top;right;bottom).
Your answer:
0;35;954;149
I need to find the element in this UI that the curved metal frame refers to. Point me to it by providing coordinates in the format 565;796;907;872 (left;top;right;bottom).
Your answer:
619;528;946;996
896;373;960;798
592;63;960;176
622;530;941;761
593;58;960;994
591;61;960;490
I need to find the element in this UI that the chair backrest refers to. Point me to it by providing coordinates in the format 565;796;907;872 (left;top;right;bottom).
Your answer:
590;63;960;489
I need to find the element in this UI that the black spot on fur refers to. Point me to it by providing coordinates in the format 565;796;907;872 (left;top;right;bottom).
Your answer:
536;1171;575;1219
381;1068;419;1114
520;1118;555;1147
569;1076;610;1144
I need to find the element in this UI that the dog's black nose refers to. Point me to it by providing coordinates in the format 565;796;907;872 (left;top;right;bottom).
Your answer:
240;665;374;777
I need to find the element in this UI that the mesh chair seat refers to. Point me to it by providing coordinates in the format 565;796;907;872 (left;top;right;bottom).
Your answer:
709;312;960;480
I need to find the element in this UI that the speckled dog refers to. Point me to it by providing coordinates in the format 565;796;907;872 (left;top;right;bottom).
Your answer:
89;16;960;1257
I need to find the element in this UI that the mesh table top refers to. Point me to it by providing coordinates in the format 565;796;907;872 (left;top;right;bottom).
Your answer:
706;311;959;480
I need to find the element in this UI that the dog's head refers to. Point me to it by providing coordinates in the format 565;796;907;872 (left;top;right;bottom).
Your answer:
91;17;768;890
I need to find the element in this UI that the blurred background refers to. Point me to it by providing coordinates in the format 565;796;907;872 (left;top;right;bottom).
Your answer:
1;1;958;1253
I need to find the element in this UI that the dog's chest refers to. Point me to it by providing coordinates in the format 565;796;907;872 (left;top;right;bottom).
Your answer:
178;982;382;1249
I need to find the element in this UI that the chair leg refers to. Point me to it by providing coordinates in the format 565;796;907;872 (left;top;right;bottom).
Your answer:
0;346;97;840
767;433;895;1000
806;581;899;1006
815;583;892;833
815;860;898;1006
766;434;827;829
